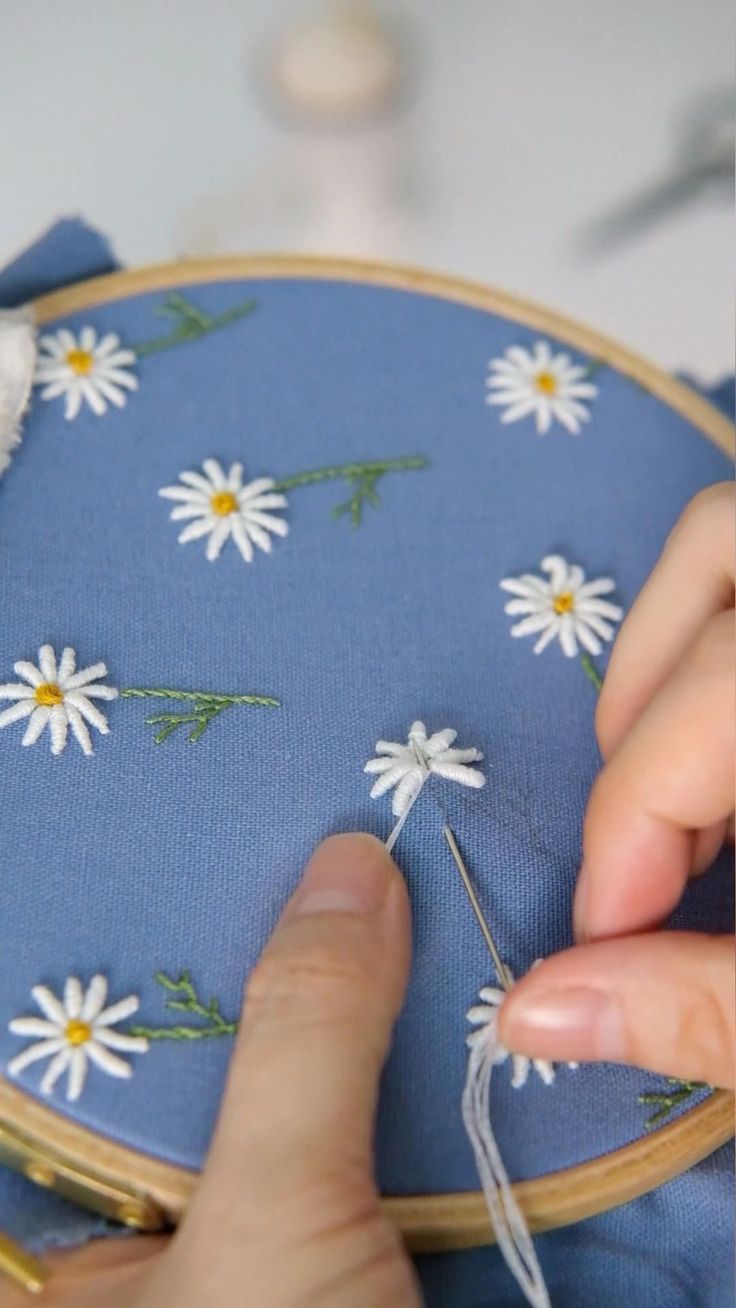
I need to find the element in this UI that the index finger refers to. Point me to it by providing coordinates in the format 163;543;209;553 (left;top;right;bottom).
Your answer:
575;608;734;942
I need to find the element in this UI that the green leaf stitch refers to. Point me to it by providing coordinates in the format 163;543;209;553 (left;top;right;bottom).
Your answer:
119;687;280;744
130;971;238;1042
272;455;428;527
638;1078;708;1129
579;652;603;692
132;293;257;359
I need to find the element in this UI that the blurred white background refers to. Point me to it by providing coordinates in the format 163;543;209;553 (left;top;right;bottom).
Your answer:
2;0;733;375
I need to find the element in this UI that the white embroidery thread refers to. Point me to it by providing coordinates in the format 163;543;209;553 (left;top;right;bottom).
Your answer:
0;645;118;755
33;327;138;420
500;554;623;659
463;966;575;1308
159;459;289;564
0;308;36;477
486;341;597;435
366;720;485;817
8;975;149;1102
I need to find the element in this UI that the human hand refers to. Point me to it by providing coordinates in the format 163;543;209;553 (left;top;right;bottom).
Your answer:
2;836;420;1308
500;484;735;1089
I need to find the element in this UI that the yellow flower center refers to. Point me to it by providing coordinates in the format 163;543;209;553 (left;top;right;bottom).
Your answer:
535;370;558;395
210;491;238;516
66;1019;92;1046
553;592;575;615
35;682;64;706
66;349;94;376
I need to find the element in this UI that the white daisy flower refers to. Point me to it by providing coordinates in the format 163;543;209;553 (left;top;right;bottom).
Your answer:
365;719;485;817
466;972;576;1090
486;340;597;435
0;644;118;755
34;326;138;421
159;459;289;564
8;975;148;1102
500;555;623;658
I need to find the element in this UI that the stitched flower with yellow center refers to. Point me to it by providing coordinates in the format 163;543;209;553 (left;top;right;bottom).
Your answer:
34;326;138;420
159;458;289;564
500;555;623;658
8;975;148;1102
486;341;597;435
0;644;118;754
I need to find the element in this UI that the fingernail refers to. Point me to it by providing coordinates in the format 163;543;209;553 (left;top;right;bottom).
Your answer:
573;870;590;943
290;833;394;918
503;987;626;1062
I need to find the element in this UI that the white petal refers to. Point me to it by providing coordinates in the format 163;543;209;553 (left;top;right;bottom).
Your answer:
57;647;76;681
577;598;623;622
558;614;579;658
364;756;400;775
49;703;68;754
429;760;485;788
205;518;232;561
202;458;226;489
93;332;121;357
533;1058;556;1086
65;703;94;755
95;366;137;391
573;620;603;657
371;741;406;757
64;977;83;1019
510;613;555;639
535;400;553;434
55;329;77;354
576;577;617;599
533;618;562;655
550;399;583;435
40;1048;73;1095
179;517;216;545
31;986;67;1025
93;377;128;410
243;509;289;538
66;1047;88;1101
434;746;483;764
245;493;288;511
392;767;424;816
0;699;35;729
95;994;139;1027
39;380;70;400
424;728;456;755
243;521;273;555
79;326;96;352
239;477;276;501
8;1018;60;1038
230;517;254;563
80;684;118;701
226;462;243;492
38;333;67;358
85;1041;133;1080
82;975;108;1022
21;706;48;748
64;386;83;421
59;661;109;690
38;645;57;681
577;612;615;642
7;1038;65;1077
478;987;505;1006
13;660;43;687
511;1054;531;1089
159;485;210;504
179;470;217;493
369;762;411;799
65;691;109;734
94;1029;148;1054
169;505;209;524
540;556;570;591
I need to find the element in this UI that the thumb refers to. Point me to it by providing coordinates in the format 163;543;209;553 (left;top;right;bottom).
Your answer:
498;933;735;1088
173;833;418;1306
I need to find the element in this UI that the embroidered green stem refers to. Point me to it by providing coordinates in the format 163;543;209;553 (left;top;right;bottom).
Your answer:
132;293;257;359
582;358;606;380
130;971;238;1042
638;1078;708;1129
272;455;428;527
579;652;603;692
120;687;280;744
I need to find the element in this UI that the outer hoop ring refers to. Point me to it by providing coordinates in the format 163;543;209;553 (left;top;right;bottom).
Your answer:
3;255;731;1249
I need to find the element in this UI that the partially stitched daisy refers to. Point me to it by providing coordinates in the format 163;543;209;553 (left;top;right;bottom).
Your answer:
34;327;138;420
486;341;597;435
8;975;148;1102
500;555;623;688
365;720;485;817
0;645;117;755
159;459;289;564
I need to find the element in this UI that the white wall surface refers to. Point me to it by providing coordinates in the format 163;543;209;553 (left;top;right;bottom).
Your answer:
2;1;733;376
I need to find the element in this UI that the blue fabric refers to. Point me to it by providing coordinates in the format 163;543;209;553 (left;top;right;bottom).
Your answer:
0;226;732;1302
0;218;117;309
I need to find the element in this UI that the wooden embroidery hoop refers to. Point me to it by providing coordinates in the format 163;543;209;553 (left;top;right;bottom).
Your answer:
1;256;733;1253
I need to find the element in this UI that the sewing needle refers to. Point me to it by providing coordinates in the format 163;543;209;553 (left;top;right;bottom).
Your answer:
442;824;513;993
